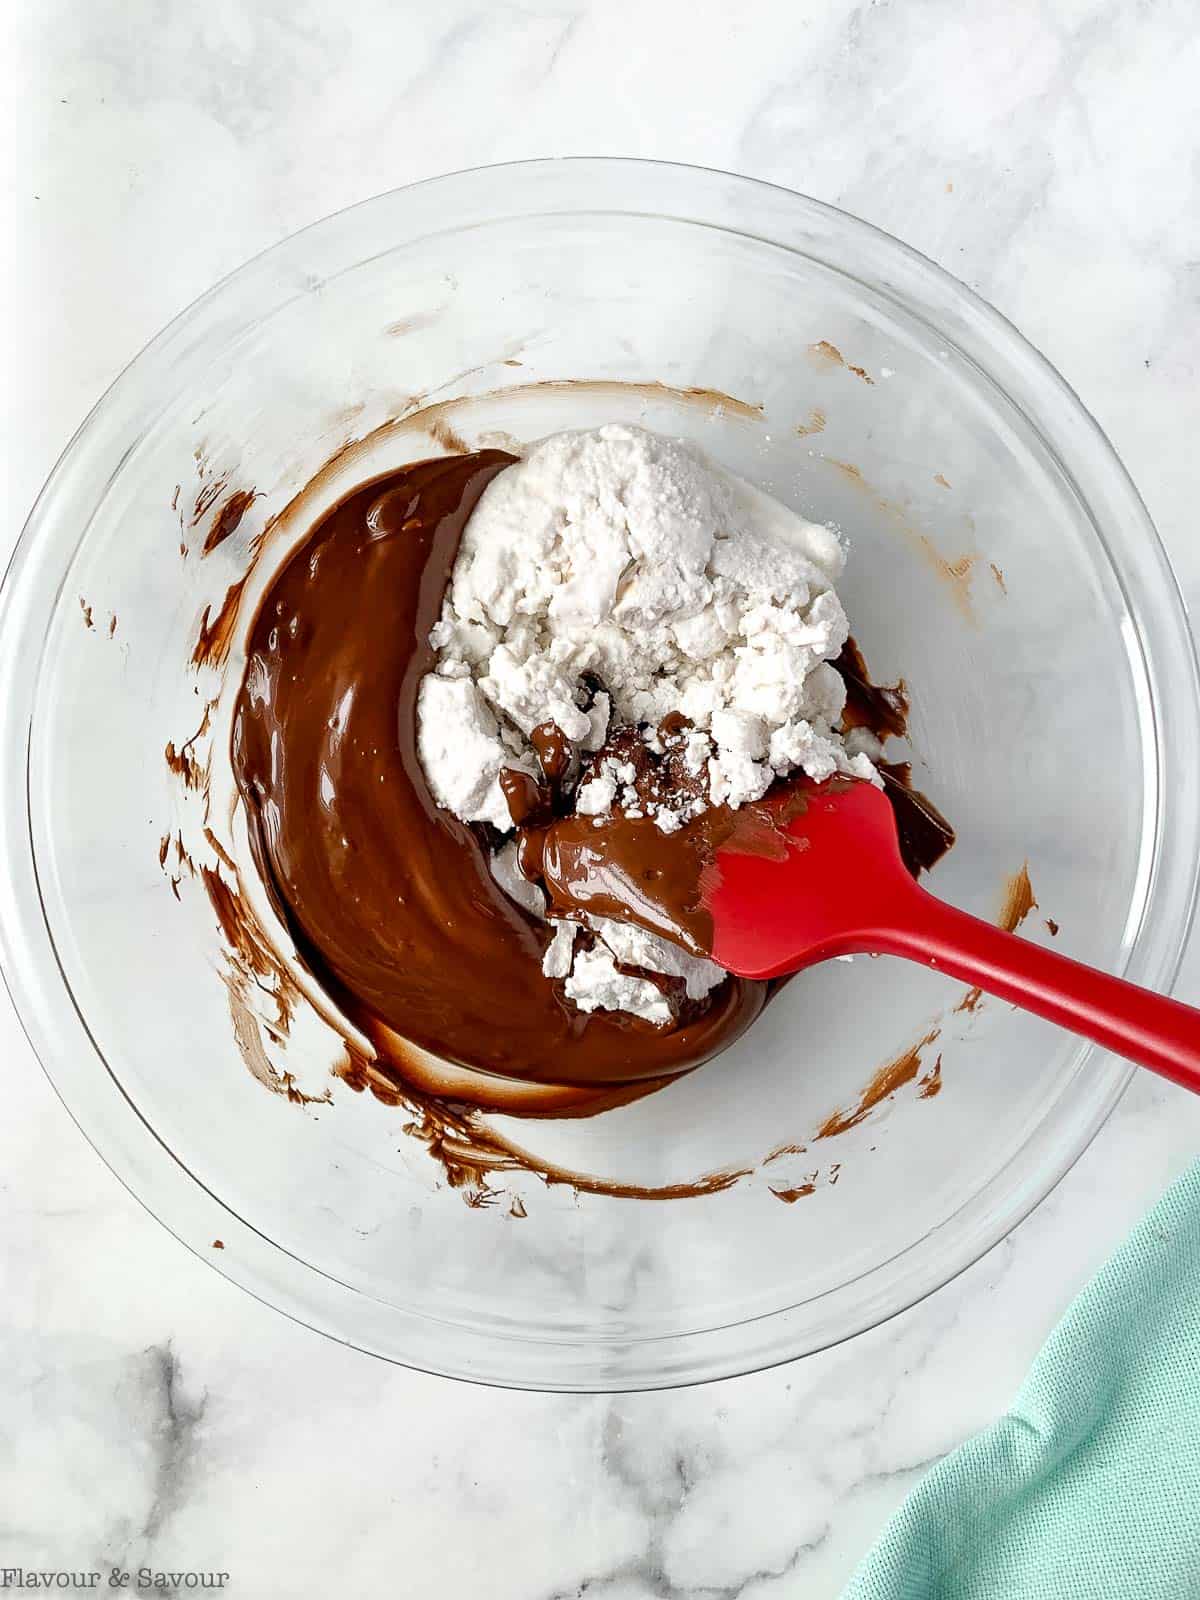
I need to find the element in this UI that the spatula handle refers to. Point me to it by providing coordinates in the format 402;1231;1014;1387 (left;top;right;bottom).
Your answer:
874;886;1200;1094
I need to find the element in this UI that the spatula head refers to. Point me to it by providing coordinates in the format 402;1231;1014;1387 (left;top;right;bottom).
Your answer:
704;776;912;979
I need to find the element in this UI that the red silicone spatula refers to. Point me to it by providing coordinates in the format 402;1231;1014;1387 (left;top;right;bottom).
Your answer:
705;777;1200;1094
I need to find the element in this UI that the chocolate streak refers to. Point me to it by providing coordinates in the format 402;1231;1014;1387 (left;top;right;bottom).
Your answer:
231;452;764;1090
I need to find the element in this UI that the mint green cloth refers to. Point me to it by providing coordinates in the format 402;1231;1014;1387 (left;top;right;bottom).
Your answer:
842;1162;1200;1599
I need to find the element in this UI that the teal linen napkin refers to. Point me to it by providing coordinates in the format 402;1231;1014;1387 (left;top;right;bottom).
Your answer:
842;1162;1200;1599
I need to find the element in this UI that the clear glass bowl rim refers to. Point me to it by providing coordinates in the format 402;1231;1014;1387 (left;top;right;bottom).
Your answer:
1;156;1197;1391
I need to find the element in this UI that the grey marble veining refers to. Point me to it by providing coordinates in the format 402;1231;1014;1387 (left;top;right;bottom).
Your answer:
4;2;1200;1594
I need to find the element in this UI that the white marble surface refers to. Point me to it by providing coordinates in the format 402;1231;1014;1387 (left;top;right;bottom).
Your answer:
4;2;1200;1594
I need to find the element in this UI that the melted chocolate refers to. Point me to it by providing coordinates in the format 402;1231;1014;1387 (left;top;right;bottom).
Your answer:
521;789;811;961
816;1027;941;1138
530;721;572;783
498;767;550;827
832;640;954;878
203;488;257;556
231;453;763;1089
832;638;909;738
878;762;956;878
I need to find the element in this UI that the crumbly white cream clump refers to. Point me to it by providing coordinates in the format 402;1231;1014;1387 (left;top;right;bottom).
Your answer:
417;423;878;1024
488;842;723;1023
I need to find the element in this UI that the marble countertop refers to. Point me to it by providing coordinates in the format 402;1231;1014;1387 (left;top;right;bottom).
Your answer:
4;3;1200;1593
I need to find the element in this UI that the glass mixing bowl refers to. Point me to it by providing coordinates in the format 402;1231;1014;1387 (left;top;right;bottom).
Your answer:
2;159;1196;1390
